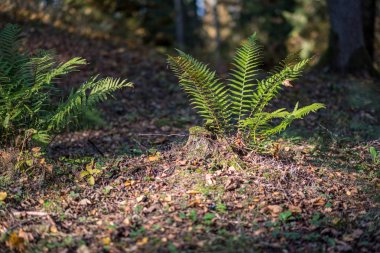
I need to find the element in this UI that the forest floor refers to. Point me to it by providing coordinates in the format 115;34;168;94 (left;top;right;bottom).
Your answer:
1;19;380;253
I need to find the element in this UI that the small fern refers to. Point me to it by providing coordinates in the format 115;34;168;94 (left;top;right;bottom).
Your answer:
168;51;230;134
0;24;133;147
168;33;324;146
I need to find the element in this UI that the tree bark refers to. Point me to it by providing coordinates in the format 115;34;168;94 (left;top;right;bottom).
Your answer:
174;0;185;49
361;0;376;60
324;0;375;74
208;0;221;69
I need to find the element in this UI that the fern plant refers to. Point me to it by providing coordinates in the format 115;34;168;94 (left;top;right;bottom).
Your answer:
168;33;324;146
0;24;133;147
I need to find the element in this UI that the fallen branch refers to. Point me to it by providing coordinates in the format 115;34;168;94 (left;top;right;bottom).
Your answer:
87;139;105;157
134;133;188;137
12;211;49;217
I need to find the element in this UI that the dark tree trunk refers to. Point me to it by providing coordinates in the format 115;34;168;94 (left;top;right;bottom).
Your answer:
361;0;376;60
324;0;375;74
209;0;221;69
174;0;185;49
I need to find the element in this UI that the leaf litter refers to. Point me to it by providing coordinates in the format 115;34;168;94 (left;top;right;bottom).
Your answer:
0;17;379;253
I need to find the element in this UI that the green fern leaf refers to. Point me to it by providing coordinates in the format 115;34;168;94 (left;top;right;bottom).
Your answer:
228;33;262;129
168;50;230;134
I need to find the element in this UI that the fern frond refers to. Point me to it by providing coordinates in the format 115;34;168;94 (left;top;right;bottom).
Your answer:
250;57;310;118
242;108;289;142
168;50;230;134
228;33;262;129
168;34;324;146
260;102;325;136
48;77;132;130
0;24;22;63
0;24;133;147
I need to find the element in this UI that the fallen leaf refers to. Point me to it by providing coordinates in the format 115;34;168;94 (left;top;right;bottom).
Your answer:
312;197;325;206
205;174;215;185
253;228;267;236
50;226;58;233
288;205;302;214
123;217;131;226
79;198;91;206
163;194;172;202
124;180;136;187
136;195;147;202
282;79;293;87
351;229;363;239
77;244;90;253
148;155;159;162
224;178;241;191
46;164;53;173
31;147;41;153
267;205;283;216
0;192;7;201
18;229;33;241
102;237;111;246
136;237;149;246
87;176;95;186
6;232;25;252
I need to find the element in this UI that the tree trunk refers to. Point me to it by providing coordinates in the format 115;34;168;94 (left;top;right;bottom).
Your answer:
208;0;221;69
324;0;375;74
174;0;185;49
361;0;376;60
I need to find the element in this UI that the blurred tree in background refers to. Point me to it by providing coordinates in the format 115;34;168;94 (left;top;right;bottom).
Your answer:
322;0;377;75
0;0;378;72
237;0;296;65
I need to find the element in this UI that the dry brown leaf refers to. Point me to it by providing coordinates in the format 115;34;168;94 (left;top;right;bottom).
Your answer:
18;229;33;242
188;198;201;207
163;194;172;202
224;178;240;191
79;198;91;206
205;174;215;185
136;237;149;246
282;79;293;87
267;205;283;216
31;147;41;153
288;205;302;214
50;225;58;233
125;180;136;187
77;244;90;253
312;197;325;206
102;237;111;246
136;195;147;202
6;232;25;252
253;228;267;236
147;155;159;162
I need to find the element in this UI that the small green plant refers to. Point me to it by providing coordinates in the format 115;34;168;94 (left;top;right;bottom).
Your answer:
203;212;216;225
15;146;53;175
168;33;324;146
79;160;102;186
369;146;379;164
0;24;133;147
279;210;294;223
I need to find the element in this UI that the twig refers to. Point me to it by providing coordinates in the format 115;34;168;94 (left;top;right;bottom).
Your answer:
12;211;49;217
12;211;56;226
4;217;40;235
131;137;147;151
47;133;59;148
87;139;105;157
134;133;188;137
5;211;57;235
